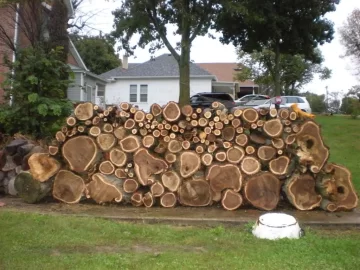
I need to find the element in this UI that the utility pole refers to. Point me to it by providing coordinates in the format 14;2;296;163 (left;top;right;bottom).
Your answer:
325;86;329;112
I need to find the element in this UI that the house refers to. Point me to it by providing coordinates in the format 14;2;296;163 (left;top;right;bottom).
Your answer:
101;54;215;111
0;0;107;104
197;63;259;99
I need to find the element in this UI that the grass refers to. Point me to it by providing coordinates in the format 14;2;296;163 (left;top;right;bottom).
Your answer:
0;211;360;270
316;115;360;191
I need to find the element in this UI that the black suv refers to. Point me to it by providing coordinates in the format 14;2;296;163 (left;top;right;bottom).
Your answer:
190;92;236;109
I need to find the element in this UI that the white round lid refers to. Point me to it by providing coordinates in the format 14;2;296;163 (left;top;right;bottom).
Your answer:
258;213;297;228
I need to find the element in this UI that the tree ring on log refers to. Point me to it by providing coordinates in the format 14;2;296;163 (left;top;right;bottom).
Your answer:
206;164;242;192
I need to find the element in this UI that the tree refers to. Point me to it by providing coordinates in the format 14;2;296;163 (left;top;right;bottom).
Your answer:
216;0;339;96
303;92;326;113
71;34;121;75
327;91;342;113
111;0;221;105
339;9;360;74
236;49;331;95
342;86;360;118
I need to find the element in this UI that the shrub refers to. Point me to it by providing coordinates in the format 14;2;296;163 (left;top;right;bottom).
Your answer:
0;46;73;138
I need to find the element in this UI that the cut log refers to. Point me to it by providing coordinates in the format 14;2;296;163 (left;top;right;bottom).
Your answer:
221;189;243;210
201;153;213;166
249;132;267;145
134;110;146;122
134;148;168;185
161;171;181;192
178;151;201;178
226;146;245;164
28;153;61;182
48;146;59;156
56;131;66;143
242;108;259;123
114;127;127;140
160;192;177;208
215;151;227;162
114;168;127;179
320;199;338;212
150;103;162;117
178;179;212;207
284;174;322;210
74;102;94;120
163;101;181;122
66;116;77;126
99;161;115;175
244;172;281;211
181;104;193;117
154;140;168;154
235;134;248;147
63;136;98;173
181;140;191;150
143;192;154;207
231;108;242;117
240;156;261;175
195;145;205;154
317;164;358;211
131;192;143;206
120;102;131;111
296;121;329;173
96;133;116;151
14;171;52;203
119;135;141;153
289;111;297;121
278;109;290;119
102;123;114;133
269;156;290;176
151;181;165;197
86;173;123;203
168;140;183;153
123;179;139;193
269;108;278;118
245;146;256;155
285;134;296;145
263;119;283;138
222;126;235;141
109;148;127;167
231;118;241;128
257;146;276;161
206;164;242;192
124;119;136;130
53;170;85;204
272;138;285;149
165;152;177;164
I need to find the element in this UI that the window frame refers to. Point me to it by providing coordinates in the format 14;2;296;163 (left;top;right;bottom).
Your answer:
129;84;138;103
140;84;148;103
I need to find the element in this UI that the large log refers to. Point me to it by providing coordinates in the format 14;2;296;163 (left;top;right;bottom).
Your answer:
163;101;181;122
53;170;85;204
28;153;61;182
221;189;243;210
63;136;99;173
178;151;201;178
244;172;281;211
242;108;259;123
178;179;212;207
206;164;242;192
134;148;168;185
263;119;283;138
96;134;116;151
86;173;123;204
296;121;329;173
161;171;181;192
74;102;94;121
284;174;322;210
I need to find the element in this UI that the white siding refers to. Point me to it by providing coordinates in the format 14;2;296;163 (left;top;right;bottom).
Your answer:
105;77;212;111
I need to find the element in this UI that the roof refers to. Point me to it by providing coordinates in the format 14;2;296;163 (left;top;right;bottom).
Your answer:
69;64;108;84
197;63;258;87
101;54;214;79
69;39;88;71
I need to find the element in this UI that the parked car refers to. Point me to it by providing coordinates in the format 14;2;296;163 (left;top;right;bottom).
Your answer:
235;94;270;106
190;92;236;109
253;96;312;113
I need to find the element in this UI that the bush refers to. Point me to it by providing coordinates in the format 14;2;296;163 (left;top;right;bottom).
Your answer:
0;46;73;138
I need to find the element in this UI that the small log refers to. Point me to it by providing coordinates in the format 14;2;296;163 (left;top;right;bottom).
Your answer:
131;192;143;206
14;171;52;203
221;189;243;210
242;108;259;123
142;192;154;207
278;109;290;119
77;126;86;133
178;179;212;207
201;153;213;166
249;132;267;145
86;173;123;203
285;134;297;145
198;118;208;127
153;130;161;138
134;148;168;185
259;108;269;116
269;156;290;176
161;171;181;192
178;151;201;178
154;141;168;154
119;135;141;153
256;120;264;127
53;170;85;204
195;145;205;154
207;144;217;153
146;113;154;121
151;181;165;197
263;119;283;138
289;111;297;121
114;168;127;179
114;127;127;140
63;136;99;173
163;101;181;122
181;104;193;117
257;146;276;161
206;164;242;192
48;146;59;156
244;172;281;211
215;151;227;162
97;133;116;151
124;119;136;130
284;174;322;210
231;118;241;128
109;148;128;167
160;192;177;208
236;127;244;134
320;199;338;212
272;138;285;149
245;146;256;155
74;102;94;120
240;156;261;175
226;146;245;164
134;110;146;122
296;121;329;173
182;140;191;150
123;179;139;193
102;123;114;133
214;122;223;130
120;102;131;111
235;134;248;147
66;116;77;126
150;103;162;117
92;116;101;125
222;126;235;141
269;108;278;118
142;135;156;149
99;161;115;175
56;131;66;143
165;152;177;164
28;153;61;182
168;140;183;153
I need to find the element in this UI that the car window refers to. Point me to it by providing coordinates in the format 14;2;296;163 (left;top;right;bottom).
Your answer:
202;94;233;101
190;96;199;102
297;97;305;103
286;97;299;103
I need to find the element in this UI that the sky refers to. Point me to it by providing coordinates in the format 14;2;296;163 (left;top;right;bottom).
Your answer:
79;0;360;96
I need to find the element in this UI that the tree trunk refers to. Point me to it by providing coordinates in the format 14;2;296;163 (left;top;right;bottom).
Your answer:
178;33;191;106
273;41;281;96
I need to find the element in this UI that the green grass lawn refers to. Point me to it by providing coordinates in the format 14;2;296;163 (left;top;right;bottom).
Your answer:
316;115;360;191
0;211;360;270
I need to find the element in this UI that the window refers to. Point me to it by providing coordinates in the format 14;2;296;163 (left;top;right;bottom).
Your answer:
97;85;105;97
140;85;148;102
297;97;305;103
286;97;299;103
130;85;137;102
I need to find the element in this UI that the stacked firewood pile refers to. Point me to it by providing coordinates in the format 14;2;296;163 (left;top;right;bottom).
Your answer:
5;101;358;212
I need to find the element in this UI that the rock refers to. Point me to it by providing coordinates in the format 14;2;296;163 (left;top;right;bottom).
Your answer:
0;150;6;170
0;171;5;181
7;177;18;196
17;143;35;157
5;139;27;155
2;156;17;172
22;146;46;171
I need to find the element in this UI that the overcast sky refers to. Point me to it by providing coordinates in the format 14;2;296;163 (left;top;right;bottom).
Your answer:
80;0;360;96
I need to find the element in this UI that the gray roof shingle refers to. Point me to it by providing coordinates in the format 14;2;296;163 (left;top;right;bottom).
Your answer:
100;54;213;79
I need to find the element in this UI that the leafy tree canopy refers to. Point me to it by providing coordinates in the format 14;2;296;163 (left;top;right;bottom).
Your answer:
71;34;121;75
